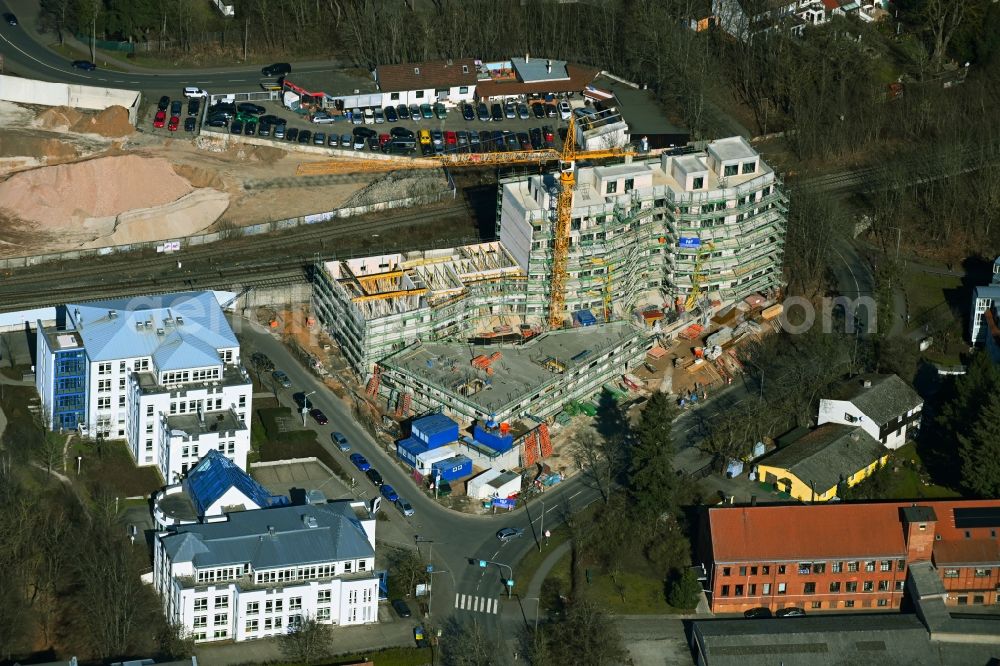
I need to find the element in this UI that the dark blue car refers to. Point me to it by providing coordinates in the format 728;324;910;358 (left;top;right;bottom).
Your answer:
350;453;370;472
71;60;97;71
380;484;399;503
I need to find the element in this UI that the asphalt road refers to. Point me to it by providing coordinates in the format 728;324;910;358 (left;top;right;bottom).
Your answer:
232;315;601;631
0;0;343;95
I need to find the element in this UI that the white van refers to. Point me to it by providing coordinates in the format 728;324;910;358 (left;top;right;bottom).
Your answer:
183;86;208;98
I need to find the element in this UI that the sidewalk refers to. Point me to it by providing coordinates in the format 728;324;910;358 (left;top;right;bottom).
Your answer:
524;539;573;600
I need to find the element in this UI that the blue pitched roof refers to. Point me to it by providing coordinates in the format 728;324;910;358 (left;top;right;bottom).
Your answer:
161;502;376;569
66;291;238;363
184;450;289;517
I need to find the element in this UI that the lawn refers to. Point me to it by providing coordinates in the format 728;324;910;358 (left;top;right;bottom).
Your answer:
884;442;961;500
328;647;432;666
255;406;351;483
514;524;573;585
76;438;164;498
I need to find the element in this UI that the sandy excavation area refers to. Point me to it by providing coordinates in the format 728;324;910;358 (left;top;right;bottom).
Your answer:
0;100;374;257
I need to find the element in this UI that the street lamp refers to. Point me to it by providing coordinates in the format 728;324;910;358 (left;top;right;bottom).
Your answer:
301;390;316;426
415;535;437;616
474;558;515;599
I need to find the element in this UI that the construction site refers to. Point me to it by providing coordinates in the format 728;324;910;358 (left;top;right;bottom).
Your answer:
310;130;788;444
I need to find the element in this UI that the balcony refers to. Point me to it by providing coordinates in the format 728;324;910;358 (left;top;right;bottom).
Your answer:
136;364;250;396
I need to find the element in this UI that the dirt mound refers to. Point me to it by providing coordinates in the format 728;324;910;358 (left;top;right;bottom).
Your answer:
36;106;84;131
71;105;134;138
0;154;192;228
172;163;225;189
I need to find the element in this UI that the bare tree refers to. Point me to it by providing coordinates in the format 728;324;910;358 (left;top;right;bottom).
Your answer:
279;614;333;664
568;426;625;504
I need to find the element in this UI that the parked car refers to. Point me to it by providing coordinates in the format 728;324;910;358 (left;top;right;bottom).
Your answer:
366;468;384;487
744;607;772;619
776;607;806;618
350;453;371;472
257;123;271;137
244;121;256;135
490;130;505;152
273;124;287;139
153;110;166;128
384;105;398;123
419;129;432;146
504;102;516;119
456;130;469;150
4;13;18;26
234;111;258;124
237;102;265;115
168;116;180;132
545;103;558;118
445;130;457;147
517;132;531;150
420;103;434;119
496;527;524;543
392;599;412;618
517;103;530;120
373;107;385;124
409;103;421;120
183;86;208;98
311;111;336;124
532;103;546;119
363;107;375;124
368;136;381;152
420;141;434;156
380;484;399;503
327;134;339;147
434;103;448;119
504;130;519;151
395;498;415;517
340;133;352;147
206;117;227;128
542;125;555;147
462;103;475;121
529;127;543;150
431;129;444;147
230;120;243;135
391;127;415;140
559;101;572;120
313;131;326;145
286;127;300;142
261;62;292;76
351;108;364;125
331;432;350;451
259;114;285;126
384;138;416;155
479;130;493;150
477;103;491;122
187;98;200;117
71;60;97;71
183;117;196;132
491;103;504;122
157;96;171;111
309;407;327;424
397;104;410;120
170;100;183;116
468;131;481;152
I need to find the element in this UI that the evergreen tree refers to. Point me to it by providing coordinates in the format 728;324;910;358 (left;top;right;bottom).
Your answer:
629;391;678;517
667;568;703;609
958;390;1000;497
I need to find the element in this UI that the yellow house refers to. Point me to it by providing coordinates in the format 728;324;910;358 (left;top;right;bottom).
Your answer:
756;424;889;502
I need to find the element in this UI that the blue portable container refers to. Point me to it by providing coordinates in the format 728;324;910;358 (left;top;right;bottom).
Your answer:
473;424;514;453
574;309;597;326
431;455;472;482
396;437;428;467
412;413;460;448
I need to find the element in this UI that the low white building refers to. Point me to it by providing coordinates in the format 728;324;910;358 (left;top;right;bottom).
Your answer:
817;374;923;450
35;291;251;482
467;468;522;500
154;501;379;643
374;58;478;108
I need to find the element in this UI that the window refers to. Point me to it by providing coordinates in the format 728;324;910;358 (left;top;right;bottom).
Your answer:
811;601;822;609
290;597;302;611
317;607;331;621
974;568;991;577
459;85;469;93
812;563;826;574
803;582;816;594
415;90;424;99
865;561;876;572
98;362;112;375
750;566;758;576
193;616;207;628
247;602;258;615
762;583;771;595
215;595;228;608
762;566;770;575
846;582;858;593
722;567;731;577
213;613;228;625
692;177;704;189
778;565;786;575
974;595;985;604
359;559;367;571
897;559;906;571
194;598;208;611
724;164;738;177
798;563;811;575
878;580;889;592
625;178;634;192
847;562;859;573
318;590;331;603
844;600;855;608
245;619;258;633
97;379;111;392
829;582;841;593
863;581;874;592
213;630;228;639
118;395;126;407
146;405;154;416
944;569;959;578
831;562;843;574
390;92;399;101
742;162;756;174
749;583;757;596
877;599;888;607
344;561;353;573
895;581;905;591
606;181;618;194
739;566;747;576
957;596;968;605
777;583;786;595
880;560;891;572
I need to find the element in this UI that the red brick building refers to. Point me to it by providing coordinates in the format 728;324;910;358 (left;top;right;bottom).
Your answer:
703;500;1000;614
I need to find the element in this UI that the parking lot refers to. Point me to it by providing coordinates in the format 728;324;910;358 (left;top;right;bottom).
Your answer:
143;92;570;156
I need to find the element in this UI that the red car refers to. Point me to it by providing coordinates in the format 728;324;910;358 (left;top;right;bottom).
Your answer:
153;110;166;128
378;133;391;148
168;115;180;132
445;130;457;146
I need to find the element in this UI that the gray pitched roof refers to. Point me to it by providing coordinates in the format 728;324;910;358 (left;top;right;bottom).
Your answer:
762;424;884;492
161;502;373;570
831;374;922;426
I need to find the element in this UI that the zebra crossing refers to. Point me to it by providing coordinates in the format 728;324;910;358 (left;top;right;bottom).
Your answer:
455;593;500;614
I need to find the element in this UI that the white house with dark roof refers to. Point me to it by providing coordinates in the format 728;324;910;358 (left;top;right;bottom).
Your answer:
817;374;923;450
374;58;478;107
35;291;251;482
153;501;379;642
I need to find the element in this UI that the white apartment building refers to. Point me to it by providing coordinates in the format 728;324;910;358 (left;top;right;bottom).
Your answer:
153;501;379;643
36;291;251;481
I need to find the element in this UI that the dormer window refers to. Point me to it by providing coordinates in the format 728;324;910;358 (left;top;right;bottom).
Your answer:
462;65;469;74
414;67;420;75
693;177;704;189
724;164;738;177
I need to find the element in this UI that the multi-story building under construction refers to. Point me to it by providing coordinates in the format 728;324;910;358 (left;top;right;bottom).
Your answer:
312;136;786;421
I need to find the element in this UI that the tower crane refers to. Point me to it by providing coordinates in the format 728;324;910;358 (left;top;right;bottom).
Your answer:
295;112;633;329
684;241;716;312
